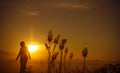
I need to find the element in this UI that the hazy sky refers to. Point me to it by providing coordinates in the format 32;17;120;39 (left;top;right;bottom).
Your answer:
0;0;120;61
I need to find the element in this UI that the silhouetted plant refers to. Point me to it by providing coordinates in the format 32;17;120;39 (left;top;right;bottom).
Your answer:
48;30;53;42
68;52;74;66
76;66;82;73
51;52;59;63
25;65;33;73
98;63;120;73
67;52;74;73
45;30;73;73
46;30;53;73
69;52;73;60
82;47;88;73
45;30;61;73
39;61;46;73
45;43;51;73
64;47;68;73
59;39;67;73
53;34;60;52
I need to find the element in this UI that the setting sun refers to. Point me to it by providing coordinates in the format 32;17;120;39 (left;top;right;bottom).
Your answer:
28;44;39;52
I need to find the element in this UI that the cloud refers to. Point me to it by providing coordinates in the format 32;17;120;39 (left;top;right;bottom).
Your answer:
50;3;89;10
25;11;39;16
20;9;40;16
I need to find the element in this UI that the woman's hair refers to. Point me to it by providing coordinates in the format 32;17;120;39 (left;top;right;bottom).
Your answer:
20;41;25;46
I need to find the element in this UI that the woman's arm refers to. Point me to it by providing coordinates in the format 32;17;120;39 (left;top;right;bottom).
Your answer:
16;49;21;61
27;47;31;60
28;51;31;60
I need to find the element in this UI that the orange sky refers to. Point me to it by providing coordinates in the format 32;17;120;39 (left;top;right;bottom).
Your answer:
0;0;120;62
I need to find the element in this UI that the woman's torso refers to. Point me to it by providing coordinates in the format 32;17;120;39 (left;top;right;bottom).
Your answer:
20;47;28;60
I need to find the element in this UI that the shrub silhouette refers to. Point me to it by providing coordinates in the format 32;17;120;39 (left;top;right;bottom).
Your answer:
99;63;120;73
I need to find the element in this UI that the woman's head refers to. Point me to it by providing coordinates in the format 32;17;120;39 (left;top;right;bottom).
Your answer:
20;41;25;47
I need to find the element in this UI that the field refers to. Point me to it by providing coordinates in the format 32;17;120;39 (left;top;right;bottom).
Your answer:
0;59;120;73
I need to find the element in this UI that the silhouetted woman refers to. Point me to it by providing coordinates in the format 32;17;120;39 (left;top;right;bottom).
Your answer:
16;41;31;73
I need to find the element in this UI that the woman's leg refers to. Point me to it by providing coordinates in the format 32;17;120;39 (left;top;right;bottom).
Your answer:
23;57;28;73
20;65;22;73
20;59;24;73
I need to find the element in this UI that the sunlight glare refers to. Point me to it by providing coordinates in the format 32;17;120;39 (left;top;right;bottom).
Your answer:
28;44;39;52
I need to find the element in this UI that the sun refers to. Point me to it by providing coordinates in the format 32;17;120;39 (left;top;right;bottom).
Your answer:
28;44;39;53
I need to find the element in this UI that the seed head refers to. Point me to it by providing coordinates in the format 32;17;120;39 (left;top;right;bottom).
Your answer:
45;43;50;50
82;47;88;58
59;39;67;50
65;47;68;55
62;39;67;44
54;34;60;44
48;30;53;42
69;53;73;60
51;52;59;63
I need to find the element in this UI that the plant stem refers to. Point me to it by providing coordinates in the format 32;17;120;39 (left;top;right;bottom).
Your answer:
53;44;56;53
48;49;51;73
82;57;85;73
59;50;63;73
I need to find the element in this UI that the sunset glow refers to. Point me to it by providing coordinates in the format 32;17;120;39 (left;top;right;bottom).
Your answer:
28;44;39;53
0;0;119;61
